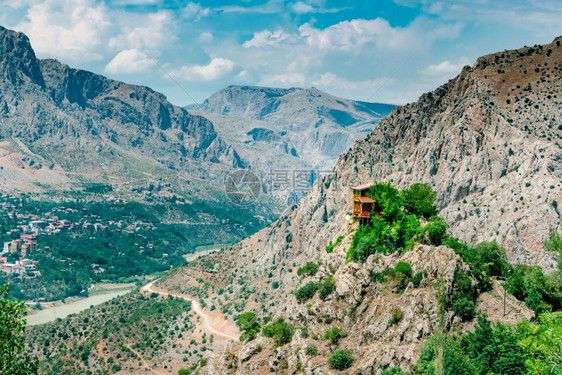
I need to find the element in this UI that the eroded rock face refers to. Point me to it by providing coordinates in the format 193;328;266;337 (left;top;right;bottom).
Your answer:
240;37;562;271
0;26;242;193
202;245;531;374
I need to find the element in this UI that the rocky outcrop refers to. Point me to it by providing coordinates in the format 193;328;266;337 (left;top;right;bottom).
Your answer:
201;244;531;374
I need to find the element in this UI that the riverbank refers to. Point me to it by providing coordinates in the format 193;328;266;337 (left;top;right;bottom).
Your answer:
26;286;134;326
182;243;232;263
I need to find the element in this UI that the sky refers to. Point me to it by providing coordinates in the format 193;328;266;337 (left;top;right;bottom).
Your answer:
1;0;561;106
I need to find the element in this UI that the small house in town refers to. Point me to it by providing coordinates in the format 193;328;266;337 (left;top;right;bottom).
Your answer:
351;183;375;222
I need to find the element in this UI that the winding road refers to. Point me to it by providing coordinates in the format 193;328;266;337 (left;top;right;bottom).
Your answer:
142;280;239;341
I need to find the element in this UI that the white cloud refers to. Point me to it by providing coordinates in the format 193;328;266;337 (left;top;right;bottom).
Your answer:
108;11;175;51
198;31;213;43
217;0;283;14
290;1;315;14
311;72;390;100
242;18;461;54
171;58;235;81
182;2;210;21
243;29;288;48
423;58;470;75
422;57;471;82
15;0;111;62
105;49;155;74
288;1;347;14
259;72;306;86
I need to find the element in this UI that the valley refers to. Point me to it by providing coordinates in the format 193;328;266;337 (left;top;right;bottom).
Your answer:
0;14;561;375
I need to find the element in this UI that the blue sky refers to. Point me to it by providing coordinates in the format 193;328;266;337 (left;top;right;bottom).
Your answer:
1;0;561;106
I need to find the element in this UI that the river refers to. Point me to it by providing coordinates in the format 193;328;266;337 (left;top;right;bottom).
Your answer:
26;244;230;326
26;287;133;326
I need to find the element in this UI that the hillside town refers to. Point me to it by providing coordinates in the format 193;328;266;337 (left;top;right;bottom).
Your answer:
0;193;154;278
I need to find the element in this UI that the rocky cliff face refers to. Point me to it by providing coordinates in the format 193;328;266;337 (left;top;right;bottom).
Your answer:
240;37;562;270
159;38;560;374
194;85;395;177
0;26;242;195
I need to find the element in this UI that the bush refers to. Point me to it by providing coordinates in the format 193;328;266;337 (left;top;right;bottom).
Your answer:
389;308;403;325
425;218;448;245
451;293;476;320
236;312;261;342
305;344;318;356
326;235;344;253
294;282;319;302
394;262;412;278
411;271;427;288
297;262;319;277
328;350;353;370
324;327;347;345
262;319;295;346
402;183;438;218
318;277;335;300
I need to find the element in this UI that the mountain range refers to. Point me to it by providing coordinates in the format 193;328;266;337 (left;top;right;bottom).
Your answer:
0;25;391;201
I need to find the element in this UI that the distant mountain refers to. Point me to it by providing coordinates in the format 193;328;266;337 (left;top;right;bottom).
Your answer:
0;25;242;199
192;85;395;183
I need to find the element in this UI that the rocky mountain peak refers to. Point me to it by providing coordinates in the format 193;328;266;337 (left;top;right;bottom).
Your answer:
0;25;44;87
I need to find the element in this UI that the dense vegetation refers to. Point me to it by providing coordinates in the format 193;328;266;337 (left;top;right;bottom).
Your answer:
0;283;38;374
347;182;443;262
349;182;562;318
415;312;562;375
1;198;273;301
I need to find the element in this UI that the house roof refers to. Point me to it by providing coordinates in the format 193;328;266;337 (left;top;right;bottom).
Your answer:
358;196;375;203
351;183;374;191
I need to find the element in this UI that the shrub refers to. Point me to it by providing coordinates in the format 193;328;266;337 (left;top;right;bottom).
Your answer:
305;344;318;356
402;183;438;218
389;308;403;325
394;262;412;278
262;319;295;346
367;182;404;221
318;277;335;300
544;232;562;267
425;218;448;245
371;271;386;283
411;271;427;288
236;312;261;342
328;350;353;370
472;241;509;276
294;282;319;302
297;262;319;277
324;327;347;345
451;293;476;320
326;235;345;253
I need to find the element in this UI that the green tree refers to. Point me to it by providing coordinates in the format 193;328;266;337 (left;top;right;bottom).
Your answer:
425;218;448;246
236;312;261;342
402;183;438;218
0;283;38;374
262;319;295;346
294;282;319;302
